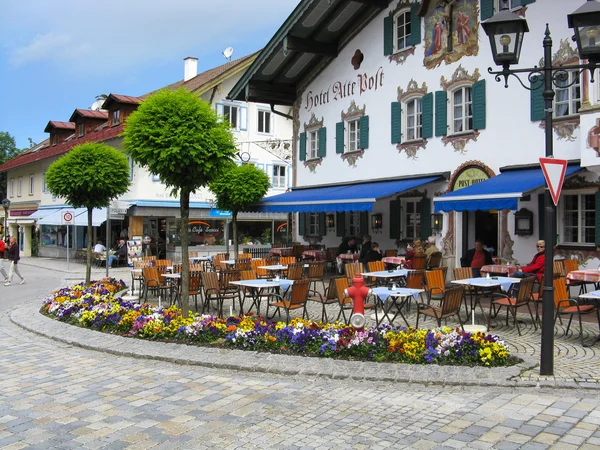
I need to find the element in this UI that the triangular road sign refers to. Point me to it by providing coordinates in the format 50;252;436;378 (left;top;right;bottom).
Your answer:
539;158;568;206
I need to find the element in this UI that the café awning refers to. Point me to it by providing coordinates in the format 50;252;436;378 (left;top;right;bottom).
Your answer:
434;165;582;212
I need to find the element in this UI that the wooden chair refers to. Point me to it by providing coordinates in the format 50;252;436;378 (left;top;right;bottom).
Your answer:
171;263;182;274
553;260;565;279
265;256;279;266
286;263;304;281
416;285;465;330
201;271;240;317
454;267;475;319
384;249;397;257
425;270;446;305
412;255;426;270
188;251;198;258
251;258;269;278
334;276;353;324
155;259;172;276
211;253;229;271
367;261;385;272
406;270;425;289
238;253;252;260
344;262;365;285
488;276;537;336
280;256;296;266
563;259;586;295
234;260;252;271
531;275;544;325
142;255;156;263
266;279;310;324
325;247;339;274
554;277;600;346
306;261;326;293
188;270;203;311
426;251;443;269
307;275;344;323
142;266;171;302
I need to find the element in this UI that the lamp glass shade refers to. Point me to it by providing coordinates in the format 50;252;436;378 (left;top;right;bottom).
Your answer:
568;1;600;61
371;214;382;229
482;9;529;66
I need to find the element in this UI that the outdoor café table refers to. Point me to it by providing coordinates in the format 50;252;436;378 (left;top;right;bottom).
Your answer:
451;276;522;327
382;256;406;267
161;273;181;305
229;278;293;314
480;264;519;276
361;269;410;286
269;247;294;257
577;290;600;347
302;250;326;261
567;270;600;290
190;256;211;263
371;286;424;327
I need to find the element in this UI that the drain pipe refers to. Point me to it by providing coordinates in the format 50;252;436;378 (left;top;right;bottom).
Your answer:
270;104;293;121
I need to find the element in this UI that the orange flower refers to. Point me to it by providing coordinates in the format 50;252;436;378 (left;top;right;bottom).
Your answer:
226;325;237;332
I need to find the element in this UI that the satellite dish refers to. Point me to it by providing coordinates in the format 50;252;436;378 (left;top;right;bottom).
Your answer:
222;47;234;61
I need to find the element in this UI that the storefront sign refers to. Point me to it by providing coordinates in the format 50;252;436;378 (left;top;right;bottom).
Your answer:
10;210;37;217
209;209;232;218
304;67;384;112
452;167;490;191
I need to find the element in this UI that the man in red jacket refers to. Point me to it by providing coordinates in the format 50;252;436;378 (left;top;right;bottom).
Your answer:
513;240;545;283
0;237;7;282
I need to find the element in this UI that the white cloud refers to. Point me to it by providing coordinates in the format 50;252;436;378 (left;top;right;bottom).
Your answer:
2;0;298;75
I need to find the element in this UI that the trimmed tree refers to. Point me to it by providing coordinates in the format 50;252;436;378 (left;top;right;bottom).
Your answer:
210;163;271;258
123;88;237;317
45;143;131;284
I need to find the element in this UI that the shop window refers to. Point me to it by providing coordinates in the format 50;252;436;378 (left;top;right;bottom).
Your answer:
561;193;595;245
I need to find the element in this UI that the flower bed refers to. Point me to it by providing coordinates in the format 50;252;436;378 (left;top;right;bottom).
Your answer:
40;278;514;367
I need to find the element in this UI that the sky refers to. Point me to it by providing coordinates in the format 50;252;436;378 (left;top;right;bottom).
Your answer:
0;0;298;149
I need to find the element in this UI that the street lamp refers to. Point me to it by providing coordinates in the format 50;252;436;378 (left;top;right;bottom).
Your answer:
1;198;10;240
483;0;600;376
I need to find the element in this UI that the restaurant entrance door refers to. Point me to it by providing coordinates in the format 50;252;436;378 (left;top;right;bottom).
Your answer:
461;210;498;258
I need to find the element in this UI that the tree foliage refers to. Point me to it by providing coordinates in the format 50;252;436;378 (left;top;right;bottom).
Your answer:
0;132;24;200
124;88;237;317
210;163;271;256
45;142;131;283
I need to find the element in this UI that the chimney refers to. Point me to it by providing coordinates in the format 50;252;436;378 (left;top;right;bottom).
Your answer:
184;57;198;82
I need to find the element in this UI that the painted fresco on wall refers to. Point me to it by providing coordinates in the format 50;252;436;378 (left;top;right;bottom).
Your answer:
423;0;479;70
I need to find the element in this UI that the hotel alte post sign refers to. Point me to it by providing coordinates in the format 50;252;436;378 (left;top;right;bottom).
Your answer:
451;166;490;191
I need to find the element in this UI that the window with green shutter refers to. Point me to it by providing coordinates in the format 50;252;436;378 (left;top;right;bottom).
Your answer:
391;102;402;144
383;15;393;56
318;212;326;236
336;122;344;154
359;115;369;149
410;3;421;46
435;91;447;137
481;0;494;21
472;79;486;130
389;200;400;239
318;127;327;157
360;211;369;236
299;132;307;161
530;78;544;121
422;93;433;139
298;213;306;237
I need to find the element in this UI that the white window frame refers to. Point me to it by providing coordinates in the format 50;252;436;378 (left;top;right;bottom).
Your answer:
42;172;47;193
308;129;319;159
346;119;361;153
495;0;525;11
223;104;239;130
404;97;423;141
77;123;84;137
393;9;411;53
257;109;272;134
9;179;14;198
348;212;361;237
308;213;320;235
560;190;595;245
17;177;22;197
450;85;473;135
272;164;286;188
554;70;580;118
112;109;121;125
403;198;421;240
29;175;34;196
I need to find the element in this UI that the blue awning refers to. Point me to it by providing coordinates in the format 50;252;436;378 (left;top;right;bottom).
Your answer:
258;176;443;213
434;165;582;212
28;208;62;220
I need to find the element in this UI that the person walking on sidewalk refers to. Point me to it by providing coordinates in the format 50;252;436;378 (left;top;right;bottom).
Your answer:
0;236;8;282
5;237;25;286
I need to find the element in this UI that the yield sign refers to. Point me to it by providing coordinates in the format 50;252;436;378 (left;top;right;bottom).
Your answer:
539;158;568;206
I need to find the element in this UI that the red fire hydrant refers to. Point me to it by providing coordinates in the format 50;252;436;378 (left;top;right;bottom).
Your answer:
345;274;372;330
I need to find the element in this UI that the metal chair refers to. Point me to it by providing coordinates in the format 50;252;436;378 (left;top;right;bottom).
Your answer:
563;259;586;295
554;277;600;346
426;251;443;269
306;261;326;293
416;285;465;331
266;279;310;324
142;266;171;302
285;263;304;281
307;275;345;323
488;276;537;335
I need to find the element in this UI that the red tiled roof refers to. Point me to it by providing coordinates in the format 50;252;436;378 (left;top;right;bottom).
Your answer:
0;123;124;173
44;121;75;132
102;94;143;109
144;51;259;97
69;109;108;122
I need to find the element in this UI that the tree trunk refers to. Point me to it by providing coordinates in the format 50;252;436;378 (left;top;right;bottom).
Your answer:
232;210;239;260
180;189;190;317
86;207;92;284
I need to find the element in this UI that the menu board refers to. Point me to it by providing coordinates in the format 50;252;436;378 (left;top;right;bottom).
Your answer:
127;236;143;266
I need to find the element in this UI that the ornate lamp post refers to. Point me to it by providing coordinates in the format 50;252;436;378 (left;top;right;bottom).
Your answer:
482;0;600;375
1;198;10;240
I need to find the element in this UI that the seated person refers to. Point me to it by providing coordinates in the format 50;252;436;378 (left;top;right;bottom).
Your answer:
512;240;545;282
424;236;440;267
364;242;383;264
337;237;358;256
462;239;493;277
107;239;127;268
93;240;106;254
359;234;372;263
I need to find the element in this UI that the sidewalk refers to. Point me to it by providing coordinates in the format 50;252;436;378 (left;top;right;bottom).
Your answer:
10;256;600;389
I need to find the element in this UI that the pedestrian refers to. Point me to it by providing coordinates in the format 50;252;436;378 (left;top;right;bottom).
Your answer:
0;236;8;282
5;237;25;286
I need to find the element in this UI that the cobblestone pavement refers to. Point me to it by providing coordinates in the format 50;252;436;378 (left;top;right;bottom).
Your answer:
2;258;600;448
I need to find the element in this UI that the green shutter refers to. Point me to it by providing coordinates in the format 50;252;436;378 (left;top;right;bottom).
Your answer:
538;193;545;241
435;91;447;137
530;78;544;121
389;200;400;239
319;212;326;236
522;0;535;5
359;115;369;149
384;15;393;56
318;127;327;157
481;0;494;21
422;93;433;139
299;132;307;161
595;192;600;246
336;212;345;237
472;79;486;130
298;213;306;236
336;122;345;154
420;198;431;240
410;3;421;46
391;102;402;144
360;211;369;236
